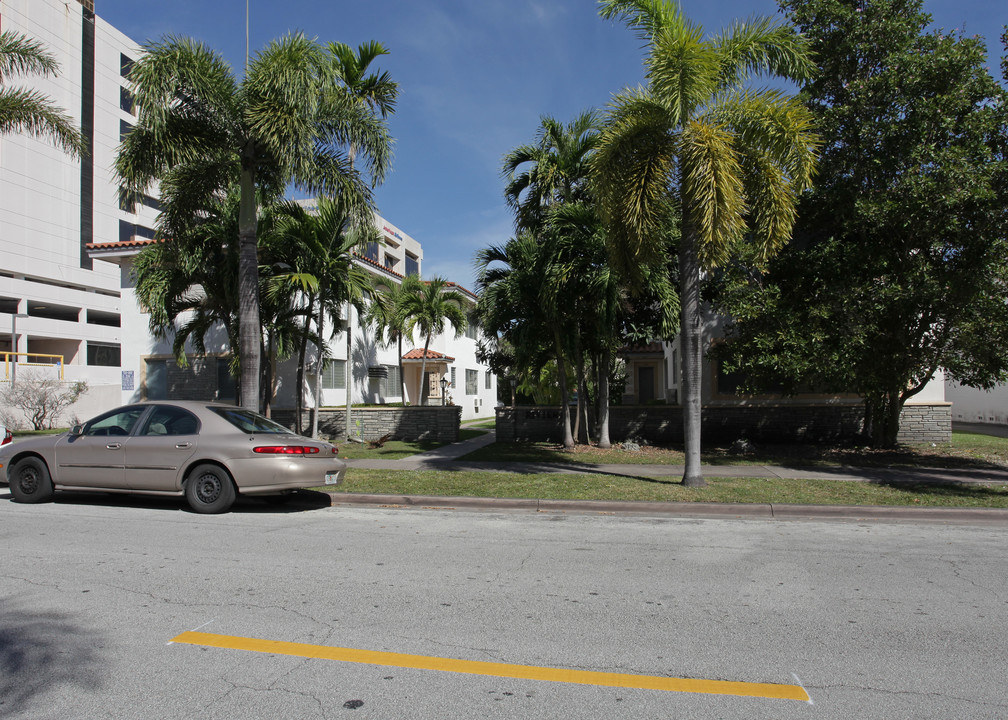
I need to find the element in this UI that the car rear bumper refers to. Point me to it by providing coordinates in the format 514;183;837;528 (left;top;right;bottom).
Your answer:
225;456;347;495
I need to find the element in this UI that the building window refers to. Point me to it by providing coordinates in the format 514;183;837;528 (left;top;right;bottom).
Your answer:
485;372;492;390
465;322;477;340
120;53;134;78
363;241;379;263
145;359;167;400
120;119;134;143
134;224;156;240
322;359;346;390
216;358;237;401
87;343;120;367
465;369;478;396
120;86;135;115
450;366;456;389
405;253;419;277
382;364;401;397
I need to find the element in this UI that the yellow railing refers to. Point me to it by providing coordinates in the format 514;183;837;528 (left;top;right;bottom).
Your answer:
1;352;66;380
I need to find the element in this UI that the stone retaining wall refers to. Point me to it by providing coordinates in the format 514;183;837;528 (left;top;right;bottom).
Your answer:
272;405;462;442
496;402;951;445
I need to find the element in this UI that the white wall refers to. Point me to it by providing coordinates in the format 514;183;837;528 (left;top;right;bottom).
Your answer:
946;380;1008;425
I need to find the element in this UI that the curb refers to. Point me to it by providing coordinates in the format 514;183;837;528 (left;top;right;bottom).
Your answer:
323;492;1008;525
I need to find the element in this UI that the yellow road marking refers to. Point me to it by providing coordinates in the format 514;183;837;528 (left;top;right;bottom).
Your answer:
171;631;809;702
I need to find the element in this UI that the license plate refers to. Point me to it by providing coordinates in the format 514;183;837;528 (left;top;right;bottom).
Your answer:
324;471;341;485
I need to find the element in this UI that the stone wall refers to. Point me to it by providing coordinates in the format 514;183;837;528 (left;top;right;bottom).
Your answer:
273;405;462;442
496;402;952;445
897;403;953;444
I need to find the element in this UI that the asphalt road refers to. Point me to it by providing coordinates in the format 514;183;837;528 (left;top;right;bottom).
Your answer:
1;491;1006;719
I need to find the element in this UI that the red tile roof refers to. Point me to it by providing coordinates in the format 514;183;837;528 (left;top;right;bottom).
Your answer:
402;348;455;361
85;238;162;251
353;251;405;279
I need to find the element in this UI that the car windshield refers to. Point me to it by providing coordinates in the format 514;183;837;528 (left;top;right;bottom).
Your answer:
209;407;293;435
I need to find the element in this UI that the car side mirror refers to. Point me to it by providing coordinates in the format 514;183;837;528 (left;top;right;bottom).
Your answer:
70;424;83;437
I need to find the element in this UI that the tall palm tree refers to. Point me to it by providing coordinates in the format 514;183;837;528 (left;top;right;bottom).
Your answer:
269;197;377;438
594;0;818;485
329;39;398;431
117;34;392;411
0;30;85;156
501;112;601;449
399;276;467;405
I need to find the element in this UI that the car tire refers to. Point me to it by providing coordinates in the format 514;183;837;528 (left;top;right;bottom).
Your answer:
10;456;55;504
185;464;236;514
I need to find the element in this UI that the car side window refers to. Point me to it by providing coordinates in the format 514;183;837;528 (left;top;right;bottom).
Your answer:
82;407;146;437
139;406;200;437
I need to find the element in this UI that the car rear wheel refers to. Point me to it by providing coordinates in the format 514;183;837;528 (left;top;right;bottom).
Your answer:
10;457;55;503
185;464;236;514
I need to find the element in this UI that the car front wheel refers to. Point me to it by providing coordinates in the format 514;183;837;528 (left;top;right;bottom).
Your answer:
185;464;236;514
10;457;55;503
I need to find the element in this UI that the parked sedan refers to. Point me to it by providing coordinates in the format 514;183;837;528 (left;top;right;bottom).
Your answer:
0;401;345;513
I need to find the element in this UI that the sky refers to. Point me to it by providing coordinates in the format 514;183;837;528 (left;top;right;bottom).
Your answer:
96;0;1005;292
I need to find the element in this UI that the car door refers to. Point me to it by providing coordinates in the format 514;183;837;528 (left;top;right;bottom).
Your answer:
125;405;200;492
54;406;148;488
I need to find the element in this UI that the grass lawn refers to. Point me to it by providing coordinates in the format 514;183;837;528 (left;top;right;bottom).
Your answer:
323;469;1008;508
458;430;1008;470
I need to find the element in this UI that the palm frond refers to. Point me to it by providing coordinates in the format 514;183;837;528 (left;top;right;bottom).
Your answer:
714;16;816;90
0;87;85;156
678;118;747;267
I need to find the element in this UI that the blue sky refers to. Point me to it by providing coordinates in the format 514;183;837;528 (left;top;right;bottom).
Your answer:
96;0;1005;291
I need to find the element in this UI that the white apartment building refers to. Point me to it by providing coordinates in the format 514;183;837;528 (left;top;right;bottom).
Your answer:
1;0;497;425
1;0;150;418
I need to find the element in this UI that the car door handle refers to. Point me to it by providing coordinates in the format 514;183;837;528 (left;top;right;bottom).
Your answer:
106;443;121;449
175;442;191;449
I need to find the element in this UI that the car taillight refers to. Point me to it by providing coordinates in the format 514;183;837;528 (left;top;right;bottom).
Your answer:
253;446;321;455
1;430;11;446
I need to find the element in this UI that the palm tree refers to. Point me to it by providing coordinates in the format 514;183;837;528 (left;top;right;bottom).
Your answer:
0;30;85;156
329;39;398;432
365;280;413;402
399;276;467;405
503;111;599;232
501;112;601;449
132;193;242;390
117;34;392;411
594;0;818;485
329;40;399;166
269;197;377;438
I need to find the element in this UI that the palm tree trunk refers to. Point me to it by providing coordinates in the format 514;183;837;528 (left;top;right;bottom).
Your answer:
679;223;705;486
294;294;315;434
397;335;406;402
576;351;590;444
553;327;575;450
262;333;273;418
598;345;611;449
311;308;324;439
345;303;353;440
237;152;261;410
418;337;429;406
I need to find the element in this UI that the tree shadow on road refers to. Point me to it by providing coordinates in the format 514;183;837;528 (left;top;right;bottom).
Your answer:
0;601;108;716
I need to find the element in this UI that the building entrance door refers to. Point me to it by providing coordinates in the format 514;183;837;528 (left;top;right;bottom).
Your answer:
638;366;655;404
